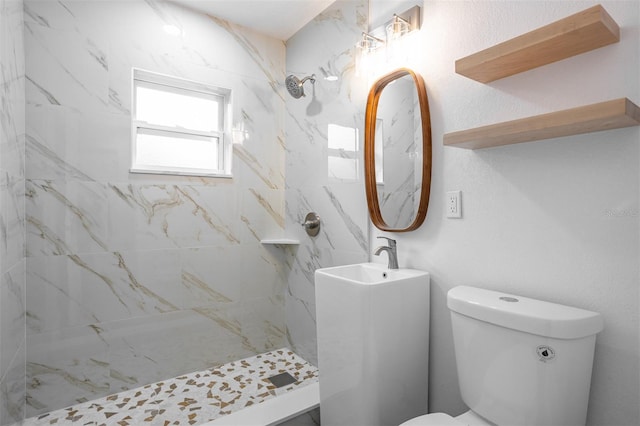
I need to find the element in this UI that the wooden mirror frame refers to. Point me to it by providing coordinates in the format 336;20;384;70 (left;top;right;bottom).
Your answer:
364;68;432;232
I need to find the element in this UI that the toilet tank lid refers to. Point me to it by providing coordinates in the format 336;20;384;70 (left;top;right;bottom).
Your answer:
447;286;604;339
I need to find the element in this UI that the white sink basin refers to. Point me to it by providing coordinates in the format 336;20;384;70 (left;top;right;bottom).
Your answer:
315;262;430;426
316;262;425;285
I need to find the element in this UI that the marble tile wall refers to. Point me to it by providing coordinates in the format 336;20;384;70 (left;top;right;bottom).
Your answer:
24;0;287;417
0;0;26;424
284;0;370;365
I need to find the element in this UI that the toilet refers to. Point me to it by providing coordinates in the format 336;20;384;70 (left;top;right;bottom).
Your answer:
402;286;603;426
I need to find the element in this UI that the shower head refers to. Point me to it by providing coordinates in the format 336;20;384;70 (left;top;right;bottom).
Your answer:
285;74;316;99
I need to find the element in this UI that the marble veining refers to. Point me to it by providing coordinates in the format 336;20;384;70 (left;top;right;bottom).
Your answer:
12;0;369;422
22;348;317;426
284;0;368;366
323;186;367;252
24;76;59;105
206;15;283;97
1;0;26;423
234;145;280;190
23;0;287;417
25;135;95;181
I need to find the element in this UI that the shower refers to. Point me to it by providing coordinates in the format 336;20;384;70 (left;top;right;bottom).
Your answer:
285;74;316;98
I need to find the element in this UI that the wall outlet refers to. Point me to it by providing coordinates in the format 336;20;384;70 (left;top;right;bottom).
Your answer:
446;190;462;218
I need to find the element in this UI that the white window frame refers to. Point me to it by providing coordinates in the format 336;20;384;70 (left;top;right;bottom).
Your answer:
327;123;360;182
130;68;232;177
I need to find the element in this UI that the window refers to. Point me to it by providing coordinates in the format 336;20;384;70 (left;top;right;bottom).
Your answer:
131;69;231;177
327;123;360;181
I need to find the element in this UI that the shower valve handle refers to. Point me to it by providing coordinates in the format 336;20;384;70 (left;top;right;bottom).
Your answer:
301;212;321;236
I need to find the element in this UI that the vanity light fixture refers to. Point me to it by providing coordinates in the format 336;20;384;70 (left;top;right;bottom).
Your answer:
387;14;411;39
359;32;385;53
355;32;385;78
356;5;421;80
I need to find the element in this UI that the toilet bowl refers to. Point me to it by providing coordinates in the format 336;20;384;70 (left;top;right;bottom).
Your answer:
401;286;603;426
401;410;494;426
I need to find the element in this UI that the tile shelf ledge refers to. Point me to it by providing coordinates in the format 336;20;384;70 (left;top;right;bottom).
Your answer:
443;98;640;150
260;238;301;245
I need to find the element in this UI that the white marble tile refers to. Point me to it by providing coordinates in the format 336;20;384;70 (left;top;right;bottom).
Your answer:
0;116;25;189
286;183;368;255
98;309;251;394
1;178;25;272
236;244;289;301
178;246;244;307
107;183;241;251
26;325;111;417
60;0;287;119
0;0;25;184
25;105;131;182
284;249;369;367
0;1;26;269
21;0;289;418
26;179;109;256
0;339;26;426
24;19;109;110
284;0;369;370
23;0;106;41
0;0;26;423
0;261;25;381
105;0;284;83
318;183;369;252
239;187;285;243
26;251;179;335
192;298;285;360
285;0;368;191
179;244;287;308
25;306;287;416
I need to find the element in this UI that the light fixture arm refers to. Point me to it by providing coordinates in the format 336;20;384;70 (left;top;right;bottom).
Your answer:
362;32;385;45
393;14;410;26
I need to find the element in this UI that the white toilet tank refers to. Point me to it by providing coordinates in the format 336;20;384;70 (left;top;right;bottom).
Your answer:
447;286;603;426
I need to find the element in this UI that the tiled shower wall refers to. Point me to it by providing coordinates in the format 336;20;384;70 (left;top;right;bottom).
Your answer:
24;0;287;416
0;0;26;423
284;0;370;365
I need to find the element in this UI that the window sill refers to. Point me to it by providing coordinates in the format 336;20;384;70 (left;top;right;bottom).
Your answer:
129;168;233;178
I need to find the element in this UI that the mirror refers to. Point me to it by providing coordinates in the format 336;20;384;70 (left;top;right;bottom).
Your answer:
365;68;432;232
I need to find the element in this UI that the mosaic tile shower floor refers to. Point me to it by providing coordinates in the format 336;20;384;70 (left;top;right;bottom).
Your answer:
23;348;318;425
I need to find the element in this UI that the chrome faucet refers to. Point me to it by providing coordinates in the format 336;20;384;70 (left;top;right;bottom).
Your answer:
374;236;399;269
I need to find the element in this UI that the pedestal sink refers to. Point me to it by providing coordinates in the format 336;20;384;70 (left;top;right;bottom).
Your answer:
315;263;430;426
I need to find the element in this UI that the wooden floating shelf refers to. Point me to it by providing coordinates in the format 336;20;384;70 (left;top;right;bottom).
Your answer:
443;98;640;150
456;5;620;83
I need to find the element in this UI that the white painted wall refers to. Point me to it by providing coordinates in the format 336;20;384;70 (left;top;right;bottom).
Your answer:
369;1;639;425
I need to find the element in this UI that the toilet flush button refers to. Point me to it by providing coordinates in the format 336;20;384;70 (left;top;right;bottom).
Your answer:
499;296;519;302
536;345;556;362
